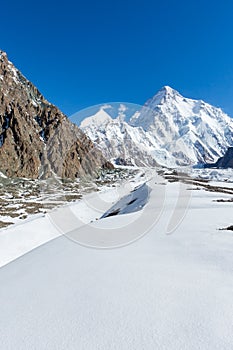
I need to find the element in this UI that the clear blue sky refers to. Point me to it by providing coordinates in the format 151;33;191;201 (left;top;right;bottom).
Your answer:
2;0;233;117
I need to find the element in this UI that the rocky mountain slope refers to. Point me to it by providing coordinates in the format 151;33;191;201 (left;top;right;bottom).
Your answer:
80;87;233;167
0;51;112;179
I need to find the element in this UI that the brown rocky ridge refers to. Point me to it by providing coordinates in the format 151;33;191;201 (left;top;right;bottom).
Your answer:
0;50;113;179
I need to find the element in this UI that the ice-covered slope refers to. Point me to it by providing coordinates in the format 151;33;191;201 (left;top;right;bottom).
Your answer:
80;108;159;167
130;86;233;165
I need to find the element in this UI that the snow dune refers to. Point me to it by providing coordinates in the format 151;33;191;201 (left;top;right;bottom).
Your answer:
0;174;233;349
101;183;150;218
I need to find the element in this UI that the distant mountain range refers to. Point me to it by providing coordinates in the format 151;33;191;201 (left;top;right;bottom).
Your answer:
0;51;112;179
1;50;233;178
80;86;233;167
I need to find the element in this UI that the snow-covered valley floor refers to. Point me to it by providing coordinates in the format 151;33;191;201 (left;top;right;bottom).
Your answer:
0;170;233;349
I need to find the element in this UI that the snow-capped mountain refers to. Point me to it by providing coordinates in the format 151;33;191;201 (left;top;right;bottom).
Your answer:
80;87;233;167
80;108;158;167
130;86;233;165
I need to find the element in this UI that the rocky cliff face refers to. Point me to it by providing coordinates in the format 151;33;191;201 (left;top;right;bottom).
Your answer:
0;51;112;179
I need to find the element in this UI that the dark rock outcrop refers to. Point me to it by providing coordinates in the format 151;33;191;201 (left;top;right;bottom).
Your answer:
115;157;134;166
205;147;233;169
0;51;113;179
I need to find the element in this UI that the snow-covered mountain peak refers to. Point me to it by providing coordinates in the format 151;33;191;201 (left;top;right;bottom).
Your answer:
158;85;181;98
129;87;233;165
145;85;181;106
80;108;113;129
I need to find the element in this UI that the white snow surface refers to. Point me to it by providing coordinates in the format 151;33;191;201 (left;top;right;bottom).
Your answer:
80;87;233;167
0;171;233;349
